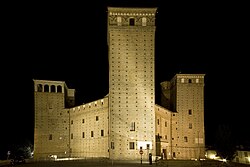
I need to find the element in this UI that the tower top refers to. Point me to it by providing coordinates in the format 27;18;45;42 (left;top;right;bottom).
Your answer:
107;6;157;16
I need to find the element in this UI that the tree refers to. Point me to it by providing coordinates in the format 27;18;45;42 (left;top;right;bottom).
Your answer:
9;139;33;159
214;124;236;161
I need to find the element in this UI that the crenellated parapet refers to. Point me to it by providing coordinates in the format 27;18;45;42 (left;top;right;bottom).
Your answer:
108;7;157;27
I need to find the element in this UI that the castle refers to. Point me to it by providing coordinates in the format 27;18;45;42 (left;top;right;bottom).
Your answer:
33;7;205;161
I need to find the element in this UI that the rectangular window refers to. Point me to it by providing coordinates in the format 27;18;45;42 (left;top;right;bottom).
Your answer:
130;122;135;131
91;131;94;137
117;16;122;26
101;130;104;136
188;109;192;115
129;18;135;26
96;116;99;121
82;119;84;123
49;134;52;140
71;133;73;139
111;142;115;149
184;136;188;142
129;142;135;149
142;17;147;26
82;132;85;138
165;121;167;127
157;119;159;125
71;120;73;124
189;123;192;129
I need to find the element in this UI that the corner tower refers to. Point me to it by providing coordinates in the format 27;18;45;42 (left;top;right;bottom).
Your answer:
33;79;75;160
168;74;206;159
107;7;157;160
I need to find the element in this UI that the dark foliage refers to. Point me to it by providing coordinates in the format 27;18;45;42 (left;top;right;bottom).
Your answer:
214;124;236;161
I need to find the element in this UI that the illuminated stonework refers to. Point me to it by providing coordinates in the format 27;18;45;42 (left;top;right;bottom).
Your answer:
33;7;205;161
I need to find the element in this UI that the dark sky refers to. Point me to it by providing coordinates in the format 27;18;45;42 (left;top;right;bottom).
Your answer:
1;0;248;159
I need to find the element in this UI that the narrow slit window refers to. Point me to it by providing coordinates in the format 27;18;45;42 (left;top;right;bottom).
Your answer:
142;17;147;26
117;16;122;26
130;122;135;131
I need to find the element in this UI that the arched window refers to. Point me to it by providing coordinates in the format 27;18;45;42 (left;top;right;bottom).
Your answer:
44;85;49;92
51;85;56;92
37;84;43;92
57;85;62;93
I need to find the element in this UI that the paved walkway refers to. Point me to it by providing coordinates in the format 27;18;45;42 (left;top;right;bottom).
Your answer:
1;159;249;167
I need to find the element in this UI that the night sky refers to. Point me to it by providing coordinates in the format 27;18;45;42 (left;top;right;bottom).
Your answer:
1;0;248;159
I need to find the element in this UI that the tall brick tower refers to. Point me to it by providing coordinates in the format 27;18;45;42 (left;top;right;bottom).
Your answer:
107;7;157;160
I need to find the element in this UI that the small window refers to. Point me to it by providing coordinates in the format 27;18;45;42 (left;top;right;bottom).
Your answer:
111;142;115;149
71;133;73;139
96;116;99;121
71;120;73;124
188;79;192;83
188;109;192;115
91;131;94;137
196;78;199;83
130;122;135;131
165;121;167;127
181;78;185;83
49;134;52;140
82;119;84;123
184;136;188;142
82;132;85;138
117;16;122;26
189;123;192;129
142;17;147;26
101;130;104;136
129;18;135;26
129;142;135;149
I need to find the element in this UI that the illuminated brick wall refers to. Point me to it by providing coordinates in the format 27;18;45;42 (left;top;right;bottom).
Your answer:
107;7;157;160
33;80;72;160
69;97;109;158
169;74;205;159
